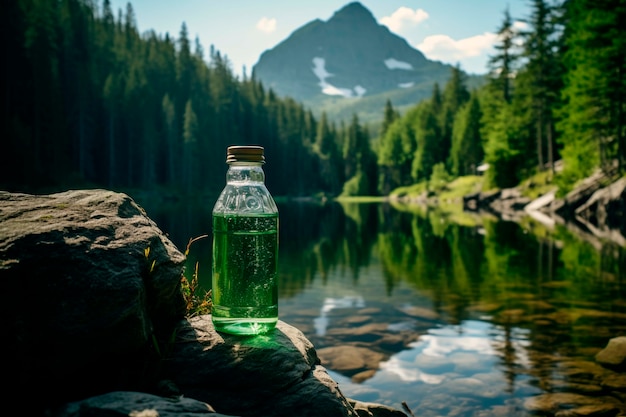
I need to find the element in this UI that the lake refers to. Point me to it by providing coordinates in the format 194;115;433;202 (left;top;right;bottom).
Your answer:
139;196;626;417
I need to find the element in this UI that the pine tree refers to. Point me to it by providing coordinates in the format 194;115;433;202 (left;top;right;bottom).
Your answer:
483;101;526;188
520;0;563;175
176;23;193;133
377;117;415;194
488;6;520;104
161;94;178;186
381;99;399;138
441;65;470;170
557;0;626;180
450;92;484;176
22;0;66;186
182;99;199;194
315;112;343;194
412;102;441;182
342;114;376;196
59;0;98;181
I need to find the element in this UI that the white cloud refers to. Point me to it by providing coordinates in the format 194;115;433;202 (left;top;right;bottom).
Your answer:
513;20;529;31
380;7;429;34
380;356;446;384
256;17;277;33
416;32;498;63
314;294;366;334
511;20;528;47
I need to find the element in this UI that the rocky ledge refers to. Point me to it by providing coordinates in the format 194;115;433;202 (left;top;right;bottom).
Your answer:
0;189;406;417
463;169;626;247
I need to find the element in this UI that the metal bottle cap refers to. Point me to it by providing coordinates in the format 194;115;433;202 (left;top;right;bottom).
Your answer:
226;145;265;164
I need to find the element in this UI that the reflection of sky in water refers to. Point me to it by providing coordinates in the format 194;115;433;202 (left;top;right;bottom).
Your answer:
314;296;365;335
328;319;537;415
280;264;539;414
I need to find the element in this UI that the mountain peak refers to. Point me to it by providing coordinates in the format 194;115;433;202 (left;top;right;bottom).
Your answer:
330;2;376;24
331;1;376;21
252;1;459;123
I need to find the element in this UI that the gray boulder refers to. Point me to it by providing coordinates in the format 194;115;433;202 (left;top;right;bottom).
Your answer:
575;176;626;235
0;189;406;417
52;391;232;417
0;189;187;411
164;316;363;417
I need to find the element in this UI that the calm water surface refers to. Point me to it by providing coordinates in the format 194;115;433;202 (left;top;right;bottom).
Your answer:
141;197;626;417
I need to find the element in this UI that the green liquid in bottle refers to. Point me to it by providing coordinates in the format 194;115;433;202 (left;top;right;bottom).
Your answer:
211;212;278;335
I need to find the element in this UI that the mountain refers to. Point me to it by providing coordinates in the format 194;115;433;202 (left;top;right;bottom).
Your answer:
252;2;485;127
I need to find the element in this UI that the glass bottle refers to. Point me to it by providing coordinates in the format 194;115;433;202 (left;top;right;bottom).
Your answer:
211;145;279;335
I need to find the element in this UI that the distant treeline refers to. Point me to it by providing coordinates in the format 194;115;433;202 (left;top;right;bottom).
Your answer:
2;0;624;197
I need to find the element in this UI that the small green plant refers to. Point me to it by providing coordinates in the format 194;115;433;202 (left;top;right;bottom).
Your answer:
144;245;182;361
181;235;212;317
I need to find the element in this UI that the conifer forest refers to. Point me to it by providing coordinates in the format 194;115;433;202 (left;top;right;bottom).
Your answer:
2;0;625;198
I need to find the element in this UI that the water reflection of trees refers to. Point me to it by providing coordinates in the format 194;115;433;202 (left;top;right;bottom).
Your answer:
156;198;625;399
152;199;625;320
376;205;625;317
377;205;488;322
355;203;625;391
339;202;378;282
278;201;378;298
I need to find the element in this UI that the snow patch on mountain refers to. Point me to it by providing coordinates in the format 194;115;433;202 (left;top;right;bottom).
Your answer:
399;82;414;88
322;84;354;97
312;57;331;80
312;57;366;98
384;58;413;70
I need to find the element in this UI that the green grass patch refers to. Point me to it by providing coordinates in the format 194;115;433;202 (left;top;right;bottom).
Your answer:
518;170;558;200
438;175;484;200
389;175;485;201
389;182;428;199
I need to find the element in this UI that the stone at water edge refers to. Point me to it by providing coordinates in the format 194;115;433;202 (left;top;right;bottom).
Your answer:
163;315;362;417
596;336;626;371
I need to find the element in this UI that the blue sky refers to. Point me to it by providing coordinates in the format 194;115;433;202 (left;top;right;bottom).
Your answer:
107;1;530;78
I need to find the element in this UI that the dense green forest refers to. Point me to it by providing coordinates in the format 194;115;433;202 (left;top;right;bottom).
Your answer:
2;0;624;198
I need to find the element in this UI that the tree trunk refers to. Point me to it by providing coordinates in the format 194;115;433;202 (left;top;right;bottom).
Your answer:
536;114;544;172
547;119;554;178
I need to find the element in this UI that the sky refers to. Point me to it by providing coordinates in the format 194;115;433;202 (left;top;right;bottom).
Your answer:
107;1;531;78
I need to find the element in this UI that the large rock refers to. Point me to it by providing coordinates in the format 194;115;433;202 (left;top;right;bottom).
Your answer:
596;336;626;371
524;392;624;416
463;168;625;246
1;189;406;417
575;176;626;235
0;189;187;410
52;391;232;417
164;316;367;417
547;168;611;218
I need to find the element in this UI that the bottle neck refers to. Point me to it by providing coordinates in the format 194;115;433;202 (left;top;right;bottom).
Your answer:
226;163;265;183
